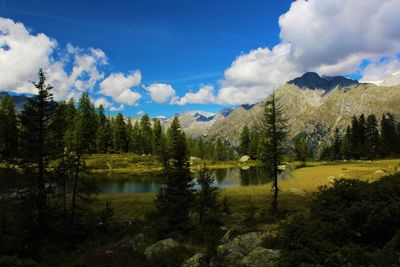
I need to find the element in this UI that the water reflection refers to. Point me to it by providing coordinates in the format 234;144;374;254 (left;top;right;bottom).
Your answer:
92;166;291;194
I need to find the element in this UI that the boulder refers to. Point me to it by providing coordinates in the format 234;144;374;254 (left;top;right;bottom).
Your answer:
240;247;280;267
182;253;208;267
239;155;250;162
217;232;266;265
144;238;180;260
375;169;385;174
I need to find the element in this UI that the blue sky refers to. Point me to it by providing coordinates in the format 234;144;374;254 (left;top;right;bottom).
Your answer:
0;0;292;117
1;0;399;117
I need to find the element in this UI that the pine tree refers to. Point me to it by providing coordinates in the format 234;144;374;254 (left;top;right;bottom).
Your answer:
248;130;260;160
0;95;18;161
341;126;352;159
332;127;341;160
155;117;194;237
113;113;127;153
195;166;220;224
126;119;133;152
197;137;206;159
350;115;360;158
19;69;55;232
260;93;288;215
294;138;308;162
96;105;110;153
152;119;163;156
140;114;153;154
240;125;250;156
131;121;142;153
365;114;379;158
214;138;226;161
380;113;397;156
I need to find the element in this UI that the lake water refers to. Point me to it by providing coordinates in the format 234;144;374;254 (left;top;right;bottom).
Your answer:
91;166;293;194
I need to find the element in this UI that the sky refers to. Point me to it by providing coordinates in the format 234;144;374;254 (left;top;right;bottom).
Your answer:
1;0;400;118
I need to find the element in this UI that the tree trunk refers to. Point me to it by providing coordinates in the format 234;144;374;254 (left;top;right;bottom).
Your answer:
71;153;81;223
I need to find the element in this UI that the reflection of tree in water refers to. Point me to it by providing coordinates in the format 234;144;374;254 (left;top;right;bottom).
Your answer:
240;167;273;186
213;169;227;184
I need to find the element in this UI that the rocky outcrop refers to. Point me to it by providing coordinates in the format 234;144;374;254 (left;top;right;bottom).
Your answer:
216;232;266;266
144;238;180;260
240;247;280;267
182;253;208;267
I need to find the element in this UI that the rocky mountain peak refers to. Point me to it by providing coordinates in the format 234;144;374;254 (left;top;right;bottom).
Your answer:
288;72;359;92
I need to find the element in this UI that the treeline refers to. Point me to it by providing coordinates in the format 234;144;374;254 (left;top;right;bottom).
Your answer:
187;137;237;161
322;113;400;160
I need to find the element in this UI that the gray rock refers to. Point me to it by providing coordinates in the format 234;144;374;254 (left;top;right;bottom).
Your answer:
217;232;267;266
144;238;180;260
182;253;208;267
240;247;280;267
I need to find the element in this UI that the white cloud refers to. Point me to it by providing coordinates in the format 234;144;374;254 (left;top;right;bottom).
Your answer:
110;104;125;112
136;110;145;116
0;17;55;94
93;97;113;109
361;57;400;85
216;0;400;104
146;83;176;104
99;71;142;105
176;85;216;105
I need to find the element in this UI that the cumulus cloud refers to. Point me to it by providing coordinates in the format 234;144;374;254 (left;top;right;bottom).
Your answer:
110;104;125;112
176;85;216;105
361;57;400;85
93;97;113;109
0;17;55;94
146;83;176;104
99;71;142;105
136;110;145;116
216;0;400;104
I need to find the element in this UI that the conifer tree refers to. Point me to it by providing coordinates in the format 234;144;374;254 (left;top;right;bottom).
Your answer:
240;125;250;155
96;105;110;153
214;138;225;161
113;113;127;153
131;121;142;153
155;117;194;237
125;119;133;152
19;69;55;232
365;114;380;158
152;119;163;156
260;93;288;215
332;127;341;160
140;114;153;154
248;130;260;160
0;95;18;161
380;113;397;156
294;138;308;162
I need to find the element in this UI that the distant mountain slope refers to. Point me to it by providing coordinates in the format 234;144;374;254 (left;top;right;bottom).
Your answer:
0;91;29;112
176;73;400;156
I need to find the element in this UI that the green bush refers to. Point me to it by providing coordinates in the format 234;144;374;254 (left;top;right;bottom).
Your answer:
279;175;400;267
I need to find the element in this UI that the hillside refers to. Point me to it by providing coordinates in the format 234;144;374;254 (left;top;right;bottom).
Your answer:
175;73;400;156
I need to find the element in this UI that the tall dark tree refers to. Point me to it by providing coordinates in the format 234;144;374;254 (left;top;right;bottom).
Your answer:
96;105;110;153
125;119;133;152
332;127;342;160
261;93;288;215
155;117;194;237
214;138;226;161
248;130;260;160
0;95;18;161
380;113;397;156
140;114;153;154
19;69;55;232
152;119;163;156
240;125;250;156
131;121;142;153
113;113;127;153
294;138;308;162
365;114;380;158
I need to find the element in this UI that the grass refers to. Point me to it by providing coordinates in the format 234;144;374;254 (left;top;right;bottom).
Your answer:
91;158;400;221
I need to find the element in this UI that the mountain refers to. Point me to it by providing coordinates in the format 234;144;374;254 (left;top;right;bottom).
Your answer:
0;91;28;112
287;72;359;92
175;73;400;157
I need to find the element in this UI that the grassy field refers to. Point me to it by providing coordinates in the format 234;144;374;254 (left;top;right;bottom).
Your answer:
91;158;400;221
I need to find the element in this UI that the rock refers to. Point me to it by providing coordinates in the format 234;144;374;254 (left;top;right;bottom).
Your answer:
375;169;385;174
240;248;280;267
239;155;250;162
240;165;250;170
112;238;137;252
182;253;208;267
144;238;180;260
134;233;145;247
217;232;266;265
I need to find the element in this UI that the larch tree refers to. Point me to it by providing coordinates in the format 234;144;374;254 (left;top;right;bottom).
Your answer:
260;92;288;215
